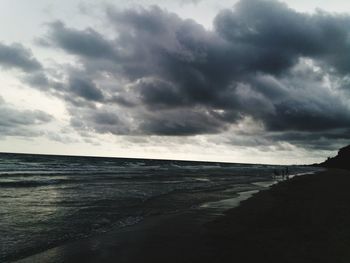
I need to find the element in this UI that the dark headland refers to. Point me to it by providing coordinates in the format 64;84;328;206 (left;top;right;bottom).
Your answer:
320;144;350;170
16;146;350;263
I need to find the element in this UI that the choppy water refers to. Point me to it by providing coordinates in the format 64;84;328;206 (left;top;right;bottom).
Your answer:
0;153;320;262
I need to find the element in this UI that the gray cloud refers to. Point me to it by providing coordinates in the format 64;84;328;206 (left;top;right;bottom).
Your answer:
266;129;350;150
140;108;228;135
0;97;53;138
44;21;116;59
214;0;350;74
0;42;42;72
24;0;350;150
69;107;133;135
68;77;104;102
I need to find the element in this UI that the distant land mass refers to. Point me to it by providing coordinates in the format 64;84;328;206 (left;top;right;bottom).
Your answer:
320;145;350;170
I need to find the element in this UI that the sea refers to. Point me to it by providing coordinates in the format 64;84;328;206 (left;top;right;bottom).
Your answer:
0;152;321;262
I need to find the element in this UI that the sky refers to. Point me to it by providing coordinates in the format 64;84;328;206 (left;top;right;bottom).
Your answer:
1;0;350;164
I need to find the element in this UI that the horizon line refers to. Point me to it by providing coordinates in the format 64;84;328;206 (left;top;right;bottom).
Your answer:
0;151;305;166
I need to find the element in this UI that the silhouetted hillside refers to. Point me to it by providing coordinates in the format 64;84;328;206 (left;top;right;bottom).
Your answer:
321;145;350;170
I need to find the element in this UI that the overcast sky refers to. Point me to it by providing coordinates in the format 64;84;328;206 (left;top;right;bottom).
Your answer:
1;0;350;164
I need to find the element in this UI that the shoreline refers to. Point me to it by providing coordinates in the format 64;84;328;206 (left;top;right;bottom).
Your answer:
13;169;335;263
205;168;350;263
12;181;269;263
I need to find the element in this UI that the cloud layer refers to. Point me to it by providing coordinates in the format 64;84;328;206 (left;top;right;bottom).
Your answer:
0;97;52;138
4;0;350;151
0;42;42;72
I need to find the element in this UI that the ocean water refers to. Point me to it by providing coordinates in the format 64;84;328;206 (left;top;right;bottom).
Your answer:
0;153;320;262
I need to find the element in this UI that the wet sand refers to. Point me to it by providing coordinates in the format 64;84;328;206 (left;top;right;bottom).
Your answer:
16;169;350;263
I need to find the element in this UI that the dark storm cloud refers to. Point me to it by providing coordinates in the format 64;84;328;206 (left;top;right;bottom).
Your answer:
243;69;350;132
136;78;187;108
45;21;116;59
0;42;42;72
266;129;350;151
265;99;350;132
105;6;238;104
28;0;350;148
68;77;104;102
214;0;350;74
140;108;228;135
0;97;52;138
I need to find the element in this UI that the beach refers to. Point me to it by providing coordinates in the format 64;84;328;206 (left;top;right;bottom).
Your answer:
14;168;350;263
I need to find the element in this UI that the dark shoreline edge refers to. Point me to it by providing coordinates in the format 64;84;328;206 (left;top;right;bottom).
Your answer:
15;169;350;263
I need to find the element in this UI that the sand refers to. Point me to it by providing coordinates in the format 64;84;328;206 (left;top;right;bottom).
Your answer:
15;169;350;263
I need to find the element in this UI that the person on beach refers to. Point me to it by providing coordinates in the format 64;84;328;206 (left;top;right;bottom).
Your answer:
285;167;289;179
